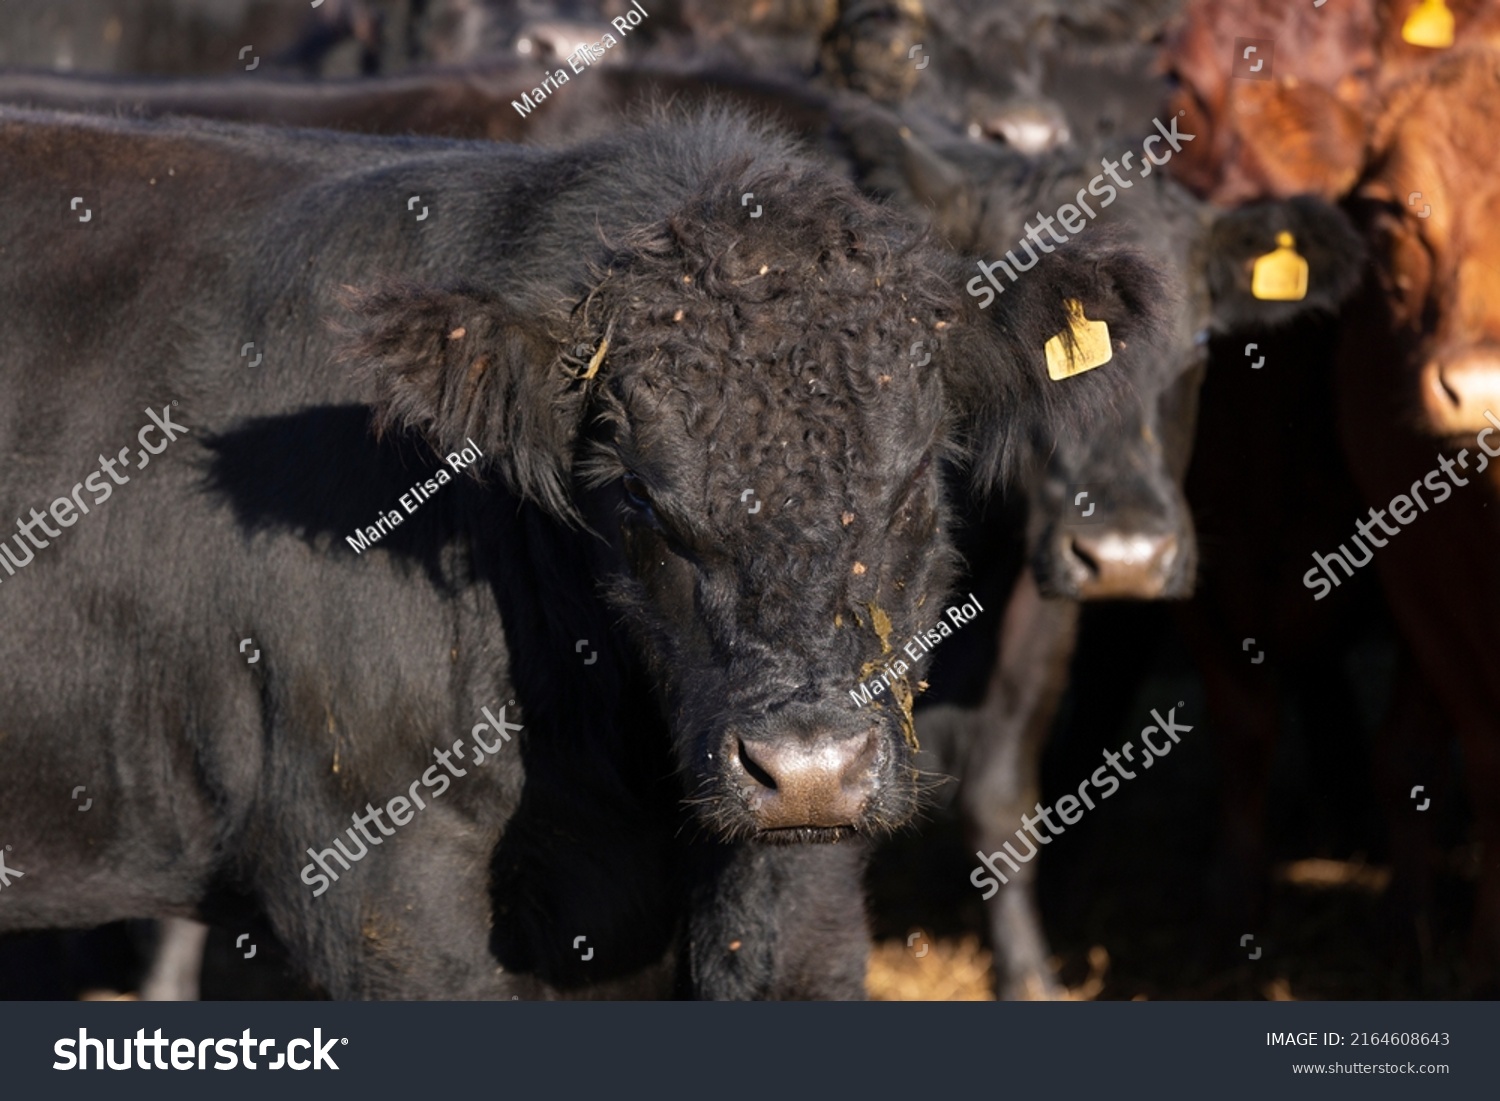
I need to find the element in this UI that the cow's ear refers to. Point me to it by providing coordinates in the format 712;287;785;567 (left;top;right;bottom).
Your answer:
346;283;594;522
1204;196;1367;332
943;238;1169;494
832;98;983;250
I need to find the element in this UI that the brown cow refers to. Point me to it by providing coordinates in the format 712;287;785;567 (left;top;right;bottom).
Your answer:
1175;35;1500;987
1334;46;1500;988
1160;0;1500;988
1163;0;1500;204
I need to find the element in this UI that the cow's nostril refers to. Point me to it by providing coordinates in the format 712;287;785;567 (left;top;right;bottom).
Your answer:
1420;352;1500;433
1436;364;1462;410
732;730;879;830
1068;537;1102;579
736;737;778;791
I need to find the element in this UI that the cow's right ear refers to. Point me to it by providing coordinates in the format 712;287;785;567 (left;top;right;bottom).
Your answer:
346;283;594;522
1203;196;1367;333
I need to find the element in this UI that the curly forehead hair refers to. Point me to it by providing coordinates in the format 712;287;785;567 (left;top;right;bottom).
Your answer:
568;151;962;480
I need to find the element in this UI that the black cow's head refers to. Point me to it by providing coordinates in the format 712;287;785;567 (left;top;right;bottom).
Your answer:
840;104;1366;600
818;0;929;102
350;133;1164;840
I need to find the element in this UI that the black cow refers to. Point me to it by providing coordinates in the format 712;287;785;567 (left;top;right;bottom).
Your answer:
0;58;836;148
0;105;1165;998
809;0;1183;155
0;0;380;77
834;93;1365;996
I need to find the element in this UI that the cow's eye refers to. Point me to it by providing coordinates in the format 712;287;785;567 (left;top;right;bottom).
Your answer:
621;472;654;513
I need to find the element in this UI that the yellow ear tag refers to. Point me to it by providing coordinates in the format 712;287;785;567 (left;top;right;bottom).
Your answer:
1251;231;1309;302
1402;0;1455;48
1045;299;1113;381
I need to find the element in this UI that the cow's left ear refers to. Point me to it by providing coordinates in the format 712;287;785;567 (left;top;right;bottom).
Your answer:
1203;196;1367;332
943;237;1170;495
346;283;595;523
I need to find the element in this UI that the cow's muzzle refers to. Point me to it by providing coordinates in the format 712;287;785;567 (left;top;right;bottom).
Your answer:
1045;528;1190;600
726;724;882;831
1420;347;1500;435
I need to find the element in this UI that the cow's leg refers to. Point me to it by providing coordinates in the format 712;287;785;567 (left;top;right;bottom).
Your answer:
687;839;870;1000
1290;660;1380;859
1369;652;1451;986
138;917;211;1001
1193;625;1280;933
959;570;1078;1000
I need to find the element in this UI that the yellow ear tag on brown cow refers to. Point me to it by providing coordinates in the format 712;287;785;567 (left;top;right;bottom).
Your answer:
1402;0;1455;48
1045;299;1113;381
1251;232;1309;302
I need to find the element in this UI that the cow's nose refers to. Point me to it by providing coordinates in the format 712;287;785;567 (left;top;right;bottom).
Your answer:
1064;532;1180;599
979;107;1070;155
1421;351;1500;434
732;730;879;830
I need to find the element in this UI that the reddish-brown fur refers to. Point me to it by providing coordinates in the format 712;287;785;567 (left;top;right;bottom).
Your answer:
1163;0;1500;203
1336;48;1500;985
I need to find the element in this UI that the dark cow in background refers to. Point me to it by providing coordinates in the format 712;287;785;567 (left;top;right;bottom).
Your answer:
919;0;1183;149
0;104;1168;998
0;57;841;146
0;0;382;77
834;92;1365;995
1173;206;1378;948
